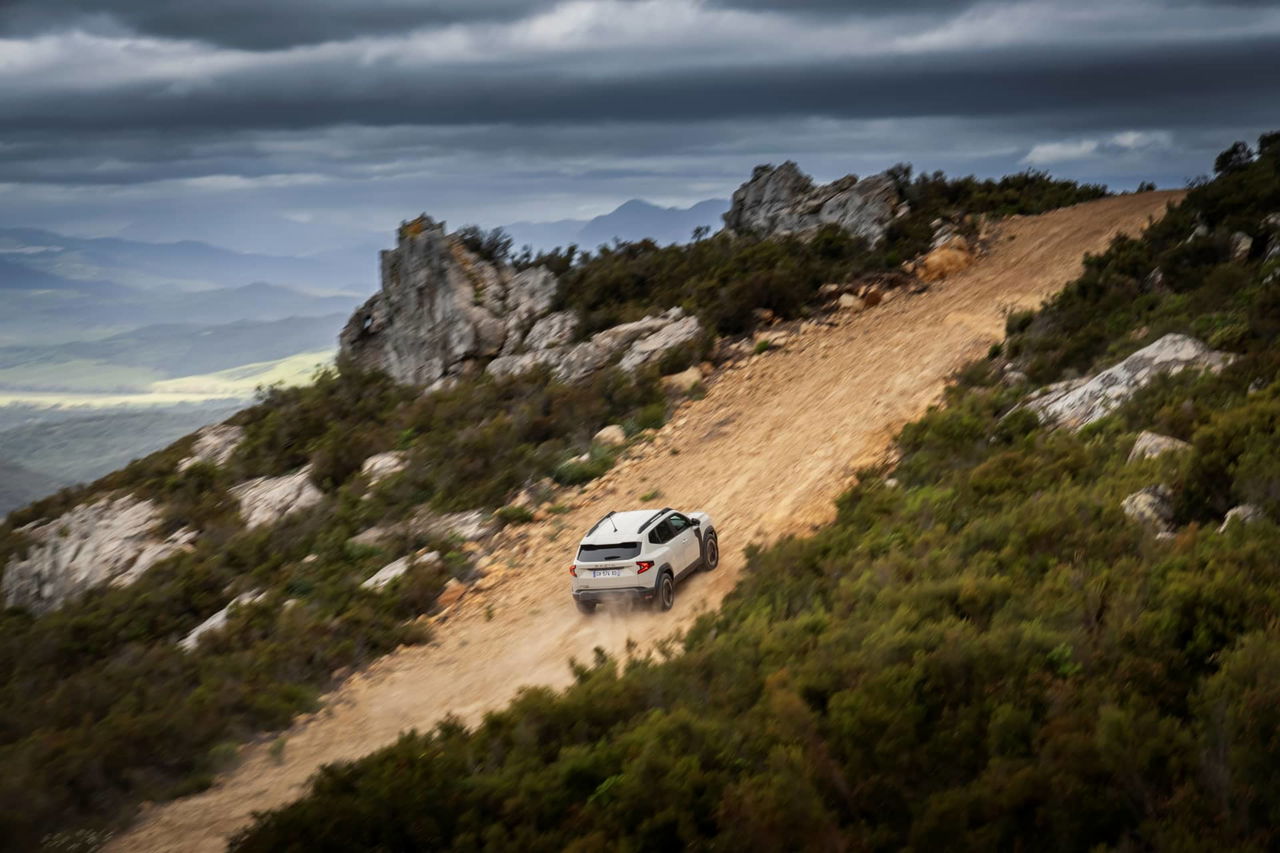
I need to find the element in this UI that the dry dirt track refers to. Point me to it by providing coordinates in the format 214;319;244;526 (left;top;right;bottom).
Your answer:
111;190;1182;853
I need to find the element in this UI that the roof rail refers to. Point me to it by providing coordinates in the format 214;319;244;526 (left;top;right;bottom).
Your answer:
637;507;672;534
588;510;618;535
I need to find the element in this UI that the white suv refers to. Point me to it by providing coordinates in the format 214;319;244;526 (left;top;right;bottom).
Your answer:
570;507;719;614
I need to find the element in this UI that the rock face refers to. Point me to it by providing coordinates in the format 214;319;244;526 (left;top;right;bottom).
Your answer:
487;307;700;384
360;451;407;485
1122;485;1175;534
1219;504;1264;532
722;161;903;243
2;495;196;613
339;216;700;388
1026;334;1235;431
179;590;265;651
361;550;441;591
231;468;324;529
179;424;244;471
340;216;558;386
1128;431;1192;463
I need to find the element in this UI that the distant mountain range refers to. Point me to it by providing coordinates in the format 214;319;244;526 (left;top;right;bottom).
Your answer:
502;198;727;252
0;227;373;295
0;196;727;511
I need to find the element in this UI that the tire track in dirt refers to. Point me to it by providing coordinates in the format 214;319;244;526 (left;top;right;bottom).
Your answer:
111;190;1181;853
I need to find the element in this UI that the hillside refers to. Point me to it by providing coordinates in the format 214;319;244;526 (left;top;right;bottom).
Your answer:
219;137;1280;850
111;191;1180;852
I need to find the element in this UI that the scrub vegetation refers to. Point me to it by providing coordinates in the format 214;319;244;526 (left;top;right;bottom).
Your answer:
231;136;1280;851
0;161;1171;850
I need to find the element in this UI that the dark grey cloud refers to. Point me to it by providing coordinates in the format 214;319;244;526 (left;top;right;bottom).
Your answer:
2;35;1276;139
0;0;1276;255
0;0;560;49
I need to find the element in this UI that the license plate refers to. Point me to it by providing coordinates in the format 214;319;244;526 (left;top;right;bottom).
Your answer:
593;569;622;578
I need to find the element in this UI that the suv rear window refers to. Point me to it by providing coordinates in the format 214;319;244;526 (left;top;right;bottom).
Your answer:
577;542;641;561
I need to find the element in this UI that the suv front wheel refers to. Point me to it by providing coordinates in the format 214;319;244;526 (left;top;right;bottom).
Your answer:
703;533;719;571
656;572;675;611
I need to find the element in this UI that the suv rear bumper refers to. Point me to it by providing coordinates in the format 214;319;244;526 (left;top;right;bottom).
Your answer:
573;585;656;602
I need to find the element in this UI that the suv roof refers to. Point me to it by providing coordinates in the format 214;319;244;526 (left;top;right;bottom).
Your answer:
581;509;669;543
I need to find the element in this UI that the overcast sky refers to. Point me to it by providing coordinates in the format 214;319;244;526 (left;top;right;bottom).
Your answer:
1;0;1277;256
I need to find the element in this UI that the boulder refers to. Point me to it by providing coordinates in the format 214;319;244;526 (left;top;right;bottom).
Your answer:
523;311;579;351
1229;231;1254;262
417;508;497;542
2;495;196;613
436;577;467;610
723;161;903;244
593;425;627;448
1121;485;1175;534
1218;504;1265;532
1025;334;1234;431
178;424;244;471
179;590;265;651
361;550;442;591
837;293;865;311
231;467;324;529
1127;431;1192;463
488;308;701;385
662;366;704;394
617;314;702;373
360;451;407;485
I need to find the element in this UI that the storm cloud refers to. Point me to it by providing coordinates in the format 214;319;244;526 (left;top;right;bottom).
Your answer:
1;0;1276;255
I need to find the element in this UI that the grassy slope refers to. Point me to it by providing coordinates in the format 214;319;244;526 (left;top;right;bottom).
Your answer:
232;138;1280;851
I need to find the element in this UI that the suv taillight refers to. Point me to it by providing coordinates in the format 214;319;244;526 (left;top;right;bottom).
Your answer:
569;564;577;577
636;560;654;573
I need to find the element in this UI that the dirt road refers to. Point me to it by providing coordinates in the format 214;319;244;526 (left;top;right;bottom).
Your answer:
111;190;1181;852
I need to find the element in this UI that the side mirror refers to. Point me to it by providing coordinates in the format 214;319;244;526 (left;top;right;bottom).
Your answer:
690;518;700;526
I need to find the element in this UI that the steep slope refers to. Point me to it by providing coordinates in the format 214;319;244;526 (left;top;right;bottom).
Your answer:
112;190;1181;853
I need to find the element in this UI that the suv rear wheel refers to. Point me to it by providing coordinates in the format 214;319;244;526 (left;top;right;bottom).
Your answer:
656;572;675;611
575;599;597;615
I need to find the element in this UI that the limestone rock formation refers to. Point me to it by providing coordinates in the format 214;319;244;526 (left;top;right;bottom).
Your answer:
179;590;266;651
231;468;324;529
722;161;903;243
361;550;441;591
1219;504;1265;532
179;424;244;471
339;217;700;389
1122;485;1175;534
360;451;407;485
1128;431;1192;463
340;216;558;386
2;495;196;613
1026;334;1234;431
487;308;700;385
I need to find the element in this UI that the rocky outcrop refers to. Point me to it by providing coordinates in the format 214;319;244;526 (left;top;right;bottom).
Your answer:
231;468;324;529
179;424;244;471
722;161;903;243
360;451;407;485
350;507;497;550
361;550;441;591
2;495;196;613
487;307;700;384
340;216;558;386
1122;485;1175;534
179;590;265;651
1128;431;1192;463
1026;334;1234;431
1219;504;1264;532
339;217;700;389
